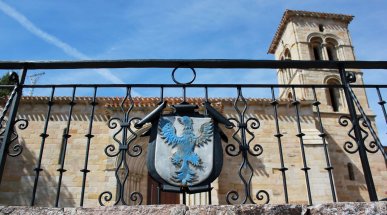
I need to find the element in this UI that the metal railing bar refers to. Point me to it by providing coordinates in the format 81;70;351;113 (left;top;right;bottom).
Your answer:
0;59;387;70
311;87;337;202
80;87;98;206
291;86;313;205
20;84;384;88
0;86;18;124
159;86;164;102
55;86;77;207
30;87;55;206
270;86;289;203
338;67;378;201
376;87;387;126
0;68;27;184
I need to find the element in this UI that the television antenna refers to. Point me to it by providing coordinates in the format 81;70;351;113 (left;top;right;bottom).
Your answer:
28;72;45;96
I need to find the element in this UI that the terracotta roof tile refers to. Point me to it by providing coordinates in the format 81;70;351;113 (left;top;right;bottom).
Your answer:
19;96;291;106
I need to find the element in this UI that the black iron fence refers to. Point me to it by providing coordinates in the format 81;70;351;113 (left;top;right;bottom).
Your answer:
0;59;386;207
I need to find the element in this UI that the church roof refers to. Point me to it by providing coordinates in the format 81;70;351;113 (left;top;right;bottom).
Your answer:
14;96;295;116
19;96;286;107
268;10;354;54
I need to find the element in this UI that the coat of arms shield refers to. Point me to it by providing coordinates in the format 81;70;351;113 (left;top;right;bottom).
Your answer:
144;103;225;193
155;116;214;186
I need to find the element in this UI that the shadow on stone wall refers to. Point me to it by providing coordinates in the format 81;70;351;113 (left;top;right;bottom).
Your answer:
327;135;368;202
0;137;75;207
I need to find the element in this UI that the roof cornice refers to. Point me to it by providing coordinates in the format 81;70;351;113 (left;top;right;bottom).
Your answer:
268;10;354;54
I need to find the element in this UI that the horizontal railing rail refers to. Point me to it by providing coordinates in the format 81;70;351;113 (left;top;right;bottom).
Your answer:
16;84;387;88
0;59;387;69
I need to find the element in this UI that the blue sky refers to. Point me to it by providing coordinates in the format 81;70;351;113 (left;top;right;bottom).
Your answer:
0;0;387;144
0;0;386;86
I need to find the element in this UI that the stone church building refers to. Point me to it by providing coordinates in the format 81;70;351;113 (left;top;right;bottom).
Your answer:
0;10;386;207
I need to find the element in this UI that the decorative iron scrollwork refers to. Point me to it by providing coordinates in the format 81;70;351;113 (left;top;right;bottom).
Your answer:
125;117;142;157
129;192;143;205
225;87;269;204
246;118;262;157
7;119;28;157
340;75;386;159
339;115;378;154
226;190;239;204
0;118;28;157
104;118;123;158
339;115;359;154
343;141;358;154
98;191;113;206
364;141;378;153
256;190;270;204
359;117;378;153
225;118;241;157
0;73;28;158
99;87;143;206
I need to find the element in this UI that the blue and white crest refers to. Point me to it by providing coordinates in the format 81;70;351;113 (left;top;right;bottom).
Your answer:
154;116;214;186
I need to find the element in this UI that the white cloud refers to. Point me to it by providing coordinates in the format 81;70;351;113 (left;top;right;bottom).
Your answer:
0;1;130;89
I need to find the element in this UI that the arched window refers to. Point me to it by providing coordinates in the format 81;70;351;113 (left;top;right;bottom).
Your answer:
318;24;324;32
278;69;286;84
347;163;355;181
326;38;338;61
326;78;341;112
284;49;291;60
282;49;293;83
279;56;286;84
287;92;293;100
310;37;323;61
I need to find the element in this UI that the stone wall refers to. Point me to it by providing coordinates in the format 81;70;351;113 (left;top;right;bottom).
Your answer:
0;97;385;207
0;202;385;215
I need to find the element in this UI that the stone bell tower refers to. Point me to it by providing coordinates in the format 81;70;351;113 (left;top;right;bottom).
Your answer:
268;10;369;112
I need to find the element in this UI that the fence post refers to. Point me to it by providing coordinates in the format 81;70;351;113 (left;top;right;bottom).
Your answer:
338;66;378;201
0;68;27;184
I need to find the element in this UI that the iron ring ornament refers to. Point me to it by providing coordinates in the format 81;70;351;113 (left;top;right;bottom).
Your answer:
339;115;378;154
172;66;196;85
345;71;356;83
